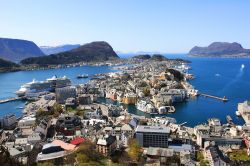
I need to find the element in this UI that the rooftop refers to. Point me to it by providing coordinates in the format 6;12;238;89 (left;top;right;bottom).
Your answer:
136;125;170;134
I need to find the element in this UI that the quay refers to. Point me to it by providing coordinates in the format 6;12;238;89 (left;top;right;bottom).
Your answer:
198;93;228;102
0;97;22;104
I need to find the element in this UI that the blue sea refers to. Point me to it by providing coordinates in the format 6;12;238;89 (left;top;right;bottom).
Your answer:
0;54;250;127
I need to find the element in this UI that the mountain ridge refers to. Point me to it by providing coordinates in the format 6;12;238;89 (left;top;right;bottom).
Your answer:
0;37;44;62
21;41;119;66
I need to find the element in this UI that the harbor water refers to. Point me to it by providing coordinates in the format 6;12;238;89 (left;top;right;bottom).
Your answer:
0;55;250;127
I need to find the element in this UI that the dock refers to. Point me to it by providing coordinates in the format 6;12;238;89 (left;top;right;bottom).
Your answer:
199;93;228;102
0;97;22;104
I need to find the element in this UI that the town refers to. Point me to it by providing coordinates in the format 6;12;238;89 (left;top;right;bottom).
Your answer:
1;58;250;166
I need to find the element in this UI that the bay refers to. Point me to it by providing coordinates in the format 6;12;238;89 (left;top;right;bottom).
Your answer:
0;55;249;127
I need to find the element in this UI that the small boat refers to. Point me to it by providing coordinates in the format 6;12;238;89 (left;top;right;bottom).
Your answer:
236;111;241;116
226;115;233;124
77;74;88;79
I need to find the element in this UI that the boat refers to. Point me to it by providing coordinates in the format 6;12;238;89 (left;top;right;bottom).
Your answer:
16;76;71;97
236;111;241;116
226;115;233;124
77;74;88;79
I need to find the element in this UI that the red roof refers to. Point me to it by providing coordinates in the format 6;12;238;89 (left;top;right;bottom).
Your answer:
70;137;85;145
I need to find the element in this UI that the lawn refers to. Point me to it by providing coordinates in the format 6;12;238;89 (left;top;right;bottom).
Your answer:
228;149;250;161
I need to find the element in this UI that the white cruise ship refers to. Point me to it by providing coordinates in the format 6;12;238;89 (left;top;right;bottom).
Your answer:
16;76;71;97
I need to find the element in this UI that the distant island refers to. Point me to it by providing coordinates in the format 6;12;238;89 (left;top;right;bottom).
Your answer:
132;54;151;60
189;42;250;57
40;44;81;55
0;37;44;62
132;54;168;61
21;41;119;66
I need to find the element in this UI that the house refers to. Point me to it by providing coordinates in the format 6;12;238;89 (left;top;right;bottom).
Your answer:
129;117;139;129
35;118;51;137
96;135;117;156
123;93;137;104
15;138;28;146
121;124;133;137
18;115;36;127
28;133;42;144
55;114;82;136
0;129;6;144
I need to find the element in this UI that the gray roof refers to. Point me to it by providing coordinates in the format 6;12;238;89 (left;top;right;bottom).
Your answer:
9;148;25;157
146;147;173;157
136;125;170;134
168;144;193;152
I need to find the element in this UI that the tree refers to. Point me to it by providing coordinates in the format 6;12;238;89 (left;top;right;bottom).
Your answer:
128;139;142;162
37;161;55;166
75;141;104;165
77;153;90;163
0;146;24;166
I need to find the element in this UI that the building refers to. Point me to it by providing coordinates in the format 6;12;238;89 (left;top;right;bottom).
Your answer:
204;145;230;166
78;94;92;105
0;129;6;144
123;93;137;104
18;115;36;127
121;124;134;147
55;86;76;104
135;125;170;148
28;133;42;144
55;114;82;136
0;114;17;129
35;118;51;137
238;101;250;125
96;135;117;156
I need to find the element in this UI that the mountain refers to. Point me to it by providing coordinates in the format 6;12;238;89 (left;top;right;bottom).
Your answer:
189;42;250;57
0;38;44;62
150;54;168;61
132;54;151;60
0;58;20;72
21;41;119;65
40;44;80;55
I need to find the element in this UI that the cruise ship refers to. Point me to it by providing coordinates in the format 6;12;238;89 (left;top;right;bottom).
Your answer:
16;76;71;97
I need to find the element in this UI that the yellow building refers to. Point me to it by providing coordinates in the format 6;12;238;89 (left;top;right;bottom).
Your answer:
123;93;137;104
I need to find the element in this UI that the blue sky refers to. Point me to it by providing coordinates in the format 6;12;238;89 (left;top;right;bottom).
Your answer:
0;0;250;53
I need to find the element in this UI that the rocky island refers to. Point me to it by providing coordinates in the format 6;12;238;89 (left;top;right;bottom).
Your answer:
189;42;250;57
132;54;168;61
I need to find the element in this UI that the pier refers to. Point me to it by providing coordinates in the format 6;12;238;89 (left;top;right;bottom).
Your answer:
0;97;22;104
199;93;228;102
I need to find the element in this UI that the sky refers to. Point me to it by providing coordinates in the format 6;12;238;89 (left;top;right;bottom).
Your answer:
0;0;250;53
